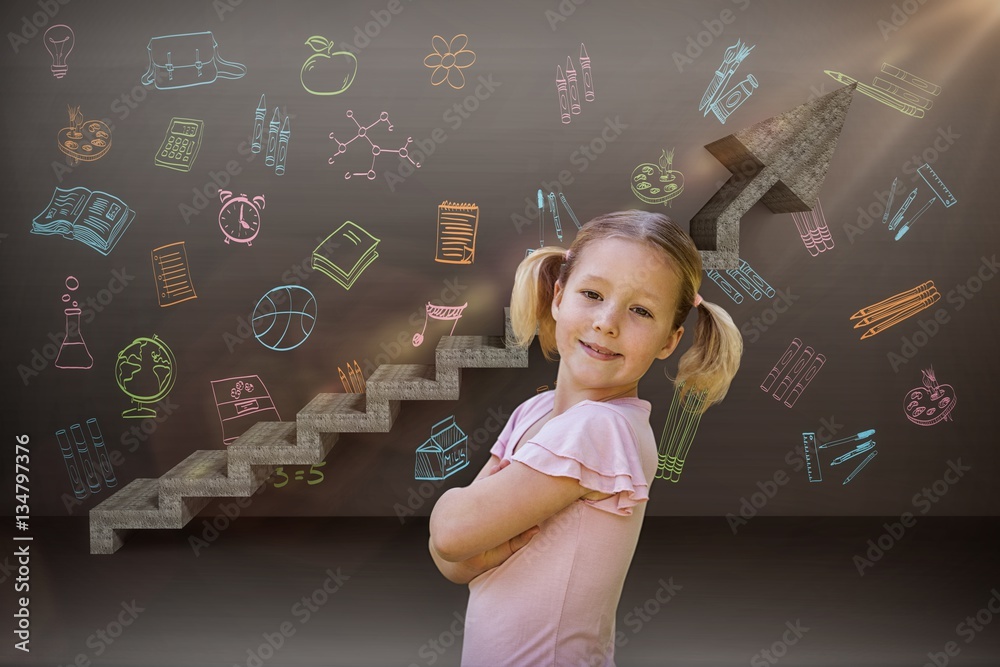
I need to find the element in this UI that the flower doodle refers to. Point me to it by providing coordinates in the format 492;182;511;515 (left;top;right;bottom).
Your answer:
424;34;476;90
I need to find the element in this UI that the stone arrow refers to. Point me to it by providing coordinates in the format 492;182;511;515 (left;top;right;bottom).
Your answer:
690;83;857;269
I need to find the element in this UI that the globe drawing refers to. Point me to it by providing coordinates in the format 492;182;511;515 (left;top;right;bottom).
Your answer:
115;334;176;418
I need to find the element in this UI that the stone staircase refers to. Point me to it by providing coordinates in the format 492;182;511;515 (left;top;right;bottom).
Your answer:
89;309;528;554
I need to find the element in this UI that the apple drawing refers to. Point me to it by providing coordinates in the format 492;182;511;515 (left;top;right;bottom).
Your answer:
301;36;358;96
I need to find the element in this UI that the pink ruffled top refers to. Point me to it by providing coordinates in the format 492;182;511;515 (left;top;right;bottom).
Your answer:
461;390;658;667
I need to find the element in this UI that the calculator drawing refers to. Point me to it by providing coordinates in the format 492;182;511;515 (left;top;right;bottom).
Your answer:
154;118;204;172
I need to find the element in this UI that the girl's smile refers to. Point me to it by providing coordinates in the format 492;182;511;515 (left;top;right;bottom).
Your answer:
579;340;621;359
550;237;686;411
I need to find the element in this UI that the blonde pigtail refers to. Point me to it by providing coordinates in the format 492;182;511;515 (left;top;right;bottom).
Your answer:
510;247;567;360
673;298;743;414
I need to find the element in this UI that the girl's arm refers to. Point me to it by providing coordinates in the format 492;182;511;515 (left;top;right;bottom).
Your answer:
428;536;489;585
430;458;590;563
428;532;536;585
429;457;541;584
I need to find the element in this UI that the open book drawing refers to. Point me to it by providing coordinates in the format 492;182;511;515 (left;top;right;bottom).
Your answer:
32;186;136;256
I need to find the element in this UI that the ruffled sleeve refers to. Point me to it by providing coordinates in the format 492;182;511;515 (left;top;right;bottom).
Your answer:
489;417;515;460
511;402;650;516
488;394;546;460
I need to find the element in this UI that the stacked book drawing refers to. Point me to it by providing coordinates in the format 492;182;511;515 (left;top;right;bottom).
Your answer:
32;186;136;255
435;201;479;264
312;221;380;290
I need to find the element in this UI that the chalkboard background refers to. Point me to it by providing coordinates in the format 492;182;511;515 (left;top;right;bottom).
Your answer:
2;0;999;521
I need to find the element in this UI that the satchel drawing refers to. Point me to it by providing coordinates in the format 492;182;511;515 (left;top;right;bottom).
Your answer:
141;31;246;90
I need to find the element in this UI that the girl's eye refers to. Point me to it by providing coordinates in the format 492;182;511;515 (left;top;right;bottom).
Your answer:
581;290;601;300
632;307;652;318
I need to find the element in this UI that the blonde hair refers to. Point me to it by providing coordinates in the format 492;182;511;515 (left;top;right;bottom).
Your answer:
511;210;742;414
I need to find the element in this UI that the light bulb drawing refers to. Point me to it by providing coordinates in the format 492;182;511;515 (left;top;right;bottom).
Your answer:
44;24;75;79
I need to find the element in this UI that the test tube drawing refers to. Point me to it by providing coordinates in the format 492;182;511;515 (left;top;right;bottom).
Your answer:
86;418;117;488
70;422;101;492
56;428;88;499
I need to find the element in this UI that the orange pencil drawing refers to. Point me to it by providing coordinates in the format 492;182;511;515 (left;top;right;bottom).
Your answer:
852;288;939;328
860;292;941;340
850;280;935;320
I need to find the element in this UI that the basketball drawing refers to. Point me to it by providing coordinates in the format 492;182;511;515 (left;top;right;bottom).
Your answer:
251;285;317;351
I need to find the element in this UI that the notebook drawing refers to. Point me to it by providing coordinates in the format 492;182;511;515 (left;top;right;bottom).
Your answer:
312;221;380;290
435;201;479;264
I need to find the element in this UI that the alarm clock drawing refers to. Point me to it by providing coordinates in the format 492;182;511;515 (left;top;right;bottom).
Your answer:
218;190;266;246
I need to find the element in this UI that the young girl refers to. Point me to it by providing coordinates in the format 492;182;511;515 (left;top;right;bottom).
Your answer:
429;210;743;666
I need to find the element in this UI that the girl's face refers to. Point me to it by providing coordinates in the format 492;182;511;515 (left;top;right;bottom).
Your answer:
551;237;685;402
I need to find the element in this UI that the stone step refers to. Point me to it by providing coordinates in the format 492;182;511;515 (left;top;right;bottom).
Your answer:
89;478;212;554
228;421;334;474
159;450;272;502
366;364;460;402
89;307;530;554
297;393;399;437
436;335;528;370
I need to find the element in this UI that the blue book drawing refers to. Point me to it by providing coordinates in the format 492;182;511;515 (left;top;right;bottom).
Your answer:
31;186;135;255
